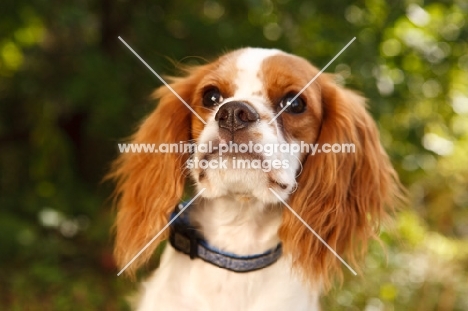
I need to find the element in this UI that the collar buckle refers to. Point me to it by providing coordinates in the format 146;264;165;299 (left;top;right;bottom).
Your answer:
171;224;199;259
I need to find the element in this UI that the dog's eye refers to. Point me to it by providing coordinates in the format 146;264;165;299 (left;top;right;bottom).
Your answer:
279;94;306;114
203;88;223;107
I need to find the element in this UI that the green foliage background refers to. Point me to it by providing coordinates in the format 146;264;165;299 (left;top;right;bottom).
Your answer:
0;0;467;310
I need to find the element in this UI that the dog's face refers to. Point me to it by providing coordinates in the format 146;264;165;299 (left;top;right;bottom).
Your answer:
188;48;323;202
110;48;402;287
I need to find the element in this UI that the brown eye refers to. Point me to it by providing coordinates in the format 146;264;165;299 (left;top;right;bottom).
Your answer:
279;94;306;114
203;87;223;107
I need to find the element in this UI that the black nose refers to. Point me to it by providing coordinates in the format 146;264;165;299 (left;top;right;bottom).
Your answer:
215;101;259;132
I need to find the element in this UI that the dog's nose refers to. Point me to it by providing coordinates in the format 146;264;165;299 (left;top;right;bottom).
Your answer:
215;101;259;132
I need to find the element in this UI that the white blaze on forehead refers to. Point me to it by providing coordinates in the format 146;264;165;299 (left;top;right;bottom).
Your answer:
233;48;281;98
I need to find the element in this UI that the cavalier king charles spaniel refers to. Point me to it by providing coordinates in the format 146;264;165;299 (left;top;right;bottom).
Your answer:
109;48;403;310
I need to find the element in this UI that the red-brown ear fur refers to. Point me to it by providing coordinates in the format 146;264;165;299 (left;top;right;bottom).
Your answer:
278;76;404;290
108;74;200;278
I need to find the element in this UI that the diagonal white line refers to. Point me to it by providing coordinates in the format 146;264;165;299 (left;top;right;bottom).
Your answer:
117;188;206;276
269;188;357;275
268;37;356;124
118;36;207;125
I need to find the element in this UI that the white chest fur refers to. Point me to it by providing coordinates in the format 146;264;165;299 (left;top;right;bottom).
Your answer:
135;246;320;311
133;197;320;311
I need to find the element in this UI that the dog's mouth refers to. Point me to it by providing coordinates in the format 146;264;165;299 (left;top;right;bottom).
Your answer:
269;178;289;190
193;137;269;169
190;132;298;199
192;151;293;195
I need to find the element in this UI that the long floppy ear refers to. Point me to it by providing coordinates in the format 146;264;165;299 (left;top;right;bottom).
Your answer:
108;72;201;278
278;76;404;289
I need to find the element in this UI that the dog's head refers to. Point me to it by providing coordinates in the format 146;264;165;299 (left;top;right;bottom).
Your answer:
110;48;403;287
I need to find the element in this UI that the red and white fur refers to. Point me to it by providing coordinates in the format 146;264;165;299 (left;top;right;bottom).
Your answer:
109;48;403;310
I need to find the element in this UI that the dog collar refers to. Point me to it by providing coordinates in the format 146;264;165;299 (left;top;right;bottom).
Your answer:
169;202;282;273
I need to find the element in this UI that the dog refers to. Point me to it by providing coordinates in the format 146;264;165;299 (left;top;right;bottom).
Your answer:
109;47;403;310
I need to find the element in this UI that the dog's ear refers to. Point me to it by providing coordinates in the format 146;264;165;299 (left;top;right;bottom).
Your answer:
279;76;404;289
108;68;206;278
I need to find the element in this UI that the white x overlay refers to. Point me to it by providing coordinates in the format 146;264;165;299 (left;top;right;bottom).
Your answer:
117;37;358;277
117;188;206;276
269;188;357;275
268;37;356;124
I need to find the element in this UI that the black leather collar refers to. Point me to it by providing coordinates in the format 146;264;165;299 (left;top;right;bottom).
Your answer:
169;203;282;273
